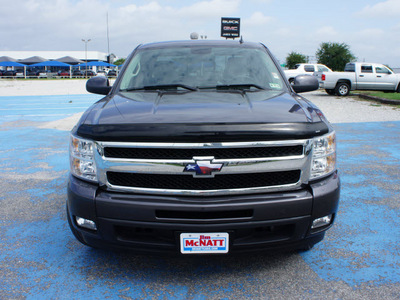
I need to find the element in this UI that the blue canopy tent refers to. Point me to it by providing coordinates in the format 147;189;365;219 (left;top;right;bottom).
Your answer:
0;61;27;77
0;61;26;67
76;61;117;67
30;60;71;67
30;60;72;78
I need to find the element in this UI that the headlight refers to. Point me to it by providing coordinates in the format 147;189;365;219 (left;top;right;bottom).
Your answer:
70;134;97;182
310;131;336;179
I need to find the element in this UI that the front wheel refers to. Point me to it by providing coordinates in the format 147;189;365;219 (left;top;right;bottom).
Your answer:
335;82;350;96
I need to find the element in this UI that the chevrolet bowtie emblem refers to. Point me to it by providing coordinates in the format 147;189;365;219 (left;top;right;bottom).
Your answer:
184;158;223;177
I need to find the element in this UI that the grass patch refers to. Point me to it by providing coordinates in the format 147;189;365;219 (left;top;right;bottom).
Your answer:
356;91;400;100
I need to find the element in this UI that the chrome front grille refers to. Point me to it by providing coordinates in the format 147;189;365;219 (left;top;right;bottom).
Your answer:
94;140;313;196
103;145;304;160
107;170;301;191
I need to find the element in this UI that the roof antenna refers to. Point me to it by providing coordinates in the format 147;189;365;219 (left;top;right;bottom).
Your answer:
239;36;244;44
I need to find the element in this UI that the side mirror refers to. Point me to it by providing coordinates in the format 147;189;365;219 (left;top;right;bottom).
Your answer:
86;76;112;95
291;75;319;93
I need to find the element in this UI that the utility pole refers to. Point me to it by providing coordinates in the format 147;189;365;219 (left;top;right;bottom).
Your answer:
107;12;110;56
82;39;91;78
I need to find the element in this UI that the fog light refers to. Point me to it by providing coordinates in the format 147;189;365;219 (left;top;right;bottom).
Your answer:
75;216;97;231
311;215;332;229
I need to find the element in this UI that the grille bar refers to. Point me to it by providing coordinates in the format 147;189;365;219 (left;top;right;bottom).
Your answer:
104;145;303;160
107;170;301;191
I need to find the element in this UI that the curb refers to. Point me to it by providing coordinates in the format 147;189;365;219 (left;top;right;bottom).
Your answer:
356;93;400;105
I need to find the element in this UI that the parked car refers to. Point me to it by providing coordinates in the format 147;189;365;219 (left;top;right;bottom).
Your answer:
67;40;340;255
26;69;37;76
316;62;400;96
284;64;332;84
58;70;70;77
3;70;17;76
81;70;96;77
36;70;56;77
107;70;117;77
72;70;84;77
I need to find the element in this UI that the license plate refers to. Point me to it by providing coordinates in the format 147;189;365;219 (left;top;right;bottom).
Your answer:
180;233;229;254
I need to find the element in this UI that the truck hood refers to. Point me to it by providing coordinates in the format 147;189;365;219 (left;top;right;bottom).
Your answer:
76;90;329;142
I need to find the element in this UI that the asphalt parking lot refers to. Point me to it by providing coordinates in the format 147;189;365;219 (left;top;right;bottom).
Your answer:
1;91;400;299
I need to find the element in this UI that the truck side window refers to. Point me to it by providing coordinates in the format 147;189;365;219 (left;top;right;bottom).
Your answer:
344;64;355;72
375;66;391;74
361;65;373;73
318;66;329;72
304;65;315;72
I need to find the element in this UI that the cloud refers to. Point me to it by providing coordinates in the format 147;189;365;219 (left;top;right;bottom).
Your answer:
112;0;240;51
0;0;399;67
356;28;386;38
0;0;241;55
357;0;400;18
123;2;162;14
248;0;272;3
175;0;240;18
315;26;338;39
245;12;273;26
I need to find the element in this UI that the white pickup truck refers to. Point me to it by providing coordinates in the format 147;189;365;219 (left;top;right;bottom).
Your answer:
284;64;332;84
317;62;400;96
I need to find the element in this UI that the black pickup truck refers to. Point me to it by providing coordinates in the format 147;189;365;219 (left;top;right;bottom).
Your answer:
67;40;340;254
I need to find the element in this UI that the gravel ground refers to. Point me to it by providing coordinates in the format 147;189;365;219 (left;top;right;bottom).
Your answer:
304;90;400;124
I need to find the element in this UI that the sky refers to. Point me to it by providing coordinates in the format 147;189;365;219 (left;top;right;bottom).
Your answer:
1;0;400;67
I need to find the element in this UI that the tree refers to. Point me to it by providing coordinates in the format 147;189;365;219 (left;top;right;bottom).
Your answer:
285;52;307;69
114;58;126;66
316;42;356;71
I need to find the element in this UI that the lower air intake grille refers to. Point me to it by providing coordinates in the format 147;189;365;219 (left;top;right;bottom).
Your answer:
107;170;301;191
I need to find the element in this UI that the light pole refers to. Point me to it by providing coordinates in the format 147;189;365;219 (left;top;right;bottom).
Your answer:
82;39;91;78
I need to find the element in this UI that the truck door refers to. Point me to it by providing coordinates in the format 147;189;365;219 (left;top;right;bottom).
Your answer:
356;64;375;90
374;66;397;91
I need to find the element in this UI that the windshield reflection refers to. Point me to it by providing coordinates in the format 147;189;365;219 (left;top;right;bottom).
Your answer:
119;46;286;93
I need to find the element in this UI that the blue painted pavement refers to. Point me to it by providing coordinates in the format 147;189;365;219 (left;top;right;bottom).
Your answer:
1;94;399;299
302;122;400;286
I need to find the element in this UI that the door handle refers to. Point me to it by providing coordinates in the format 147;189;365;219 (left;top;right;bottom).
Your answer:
377;75;382;78
359;75;364;77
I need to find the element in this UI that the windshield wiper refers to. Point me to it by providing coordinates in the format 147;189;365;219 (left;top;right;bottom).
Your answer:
122;84;198;92
214;84;266;91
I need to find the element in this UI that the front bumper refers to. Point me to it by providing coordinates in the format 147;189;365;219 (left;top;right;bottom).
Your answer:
67;172;340;254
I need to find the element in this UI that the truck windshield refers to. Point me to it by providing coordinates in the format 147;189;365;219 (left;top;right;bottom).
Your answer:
119;46;286;92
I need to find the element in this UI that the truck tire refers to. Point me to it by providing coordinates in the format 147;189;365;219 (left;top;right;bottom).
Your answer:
325;89;336;95
335;82;350;96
